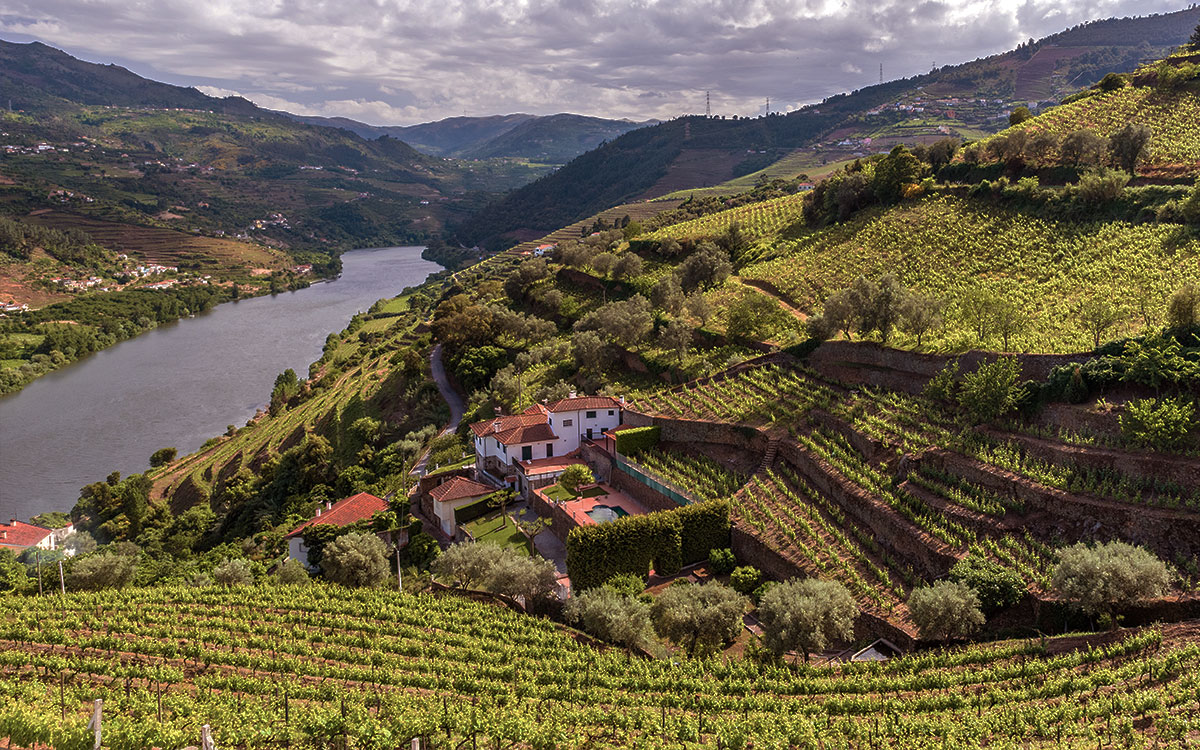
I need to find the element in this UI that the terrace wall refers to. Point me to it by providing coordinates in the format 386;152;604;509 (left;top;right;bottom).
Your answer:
609;464;687;514
807;341;1092;394
529;489;580;543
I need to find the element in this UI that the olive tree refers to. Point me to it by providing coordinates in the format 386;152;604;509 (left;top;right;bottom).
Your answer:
1052;542;1171;625
1109;123;1152;174
899;293;942;347
67;553;138;591
1078;297;1123;349
485;553;559;608
650;581;746;656
275;558;311;585
321;532;390;588
212;558;254;587
564;587;655;650
433;542;507;589
908;581;985;642
757;578;858;662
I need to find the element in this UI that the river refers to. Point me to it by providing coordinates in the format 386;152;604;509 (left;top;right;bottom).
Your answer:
0;245;440;522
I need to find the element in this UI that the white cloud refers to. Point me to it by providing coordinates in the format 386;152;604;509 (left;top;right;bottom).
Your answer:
0;0;1187;124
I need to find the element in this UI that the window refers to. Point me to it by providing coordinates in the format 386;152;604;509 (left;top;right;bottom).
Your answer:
546;444;554;458
563;419;573;427
586;410;596;419
522;445;533;461
608;410;614;416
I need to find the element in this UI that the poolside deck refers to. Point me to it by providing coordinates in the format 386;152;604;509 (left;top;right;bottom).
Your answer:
557;483;648;527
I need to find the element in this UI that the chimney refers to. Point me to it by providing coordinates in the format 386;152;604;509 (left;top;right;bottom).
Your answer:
325;500;333;511
315;507;322;517
493;421;501;433
569;390;577;399
494;406;502;416
620;395;626;405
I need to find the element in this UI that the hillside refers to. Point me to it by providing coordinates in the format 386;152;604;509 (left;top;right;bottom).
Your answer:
3;585;1199;747
455;7;1199;248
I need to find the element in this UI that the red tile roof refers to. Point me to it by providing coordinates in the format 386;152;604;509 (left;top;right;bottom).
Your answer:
286;492;387;538
468;412;546;439
517;452;586;476
429;476;496;503
0;519;53;550
545;396;622;412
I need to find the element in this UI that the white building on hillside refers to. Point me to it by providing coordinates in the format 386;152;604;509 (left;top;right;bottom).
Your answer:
470;394;623;480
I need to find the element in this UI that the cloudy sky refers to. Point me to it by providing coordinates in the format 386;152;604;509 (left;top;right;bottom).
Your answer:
0;0;1186;125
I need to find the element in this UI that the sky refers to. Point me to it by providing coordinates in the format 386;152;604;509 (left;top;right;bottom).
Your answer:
0;0;1187;126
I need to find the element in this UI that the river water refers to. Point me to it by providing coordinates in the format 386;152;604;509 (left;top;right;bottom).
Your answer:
0;246;440;521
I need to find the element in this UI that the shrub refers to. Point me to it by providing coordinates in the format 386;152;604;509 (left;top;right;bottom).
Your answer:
67;553;138;591
148;447;177;467
484;553;559;608
0;549;31;594
758;578;857;661
568;504;706;589
564;587;655;650
559;464;595;494
614;426;660;455
676;500;731;565
212;558;254;587
924;361;959;403
1120;397;1196;451
433;542;507;588
650;581;746;656
948;554;1024;614
275;558;311;585
321;532;390;588
1075;170;1129;204
908;581;985;642
708;548;736;575
958;357;1022;423
729;566;763;595
1052;541;1171;623
602;572;647;598
1167;284;1200;329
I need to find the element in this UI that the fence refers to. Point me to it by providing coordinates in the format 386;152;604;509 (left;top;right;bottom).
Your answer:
615;455;695;507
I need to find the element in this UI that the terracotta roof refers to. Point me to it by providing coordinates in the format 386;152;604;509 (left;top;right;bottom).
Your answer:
468;412;546;438
286;492;387;538
545;396;622;412
496;423;557;445
429;476;496;503
0;519;53;550
517;453;586;476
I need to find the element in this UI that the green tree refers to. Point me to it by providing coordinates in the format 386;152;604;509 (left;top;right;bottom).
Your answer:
1166;283;1200;329
660;317;693;366
650;581;746;656
1052;542;1171;625
67;553;138;591
822;288;858;340
899;292;942;347
560;464;595;494
1059;129;1107;167
873;145;923;202
676;242;732;293
321;532;389;588
926;138;960;171
564;587;655;650
1008;106;1032;126
0;549;32;594
1119;397;1196;451
1108;123;1152;174
725;291;789;343
484;553;559;609
684;294;713;326
614;252;644;281
908;581;985;642
433;542;507;589
1190;22;1200;48
958;356;1022;423
275;558;311;585
1099;72;1127;92
1120;334;1197;391
270;368;301;415
148;447;177;468
1078;297;1122;349
574;295;654;349
213;558;254;587
948;554;1025;614
991;296;1027;352
757;578;857;662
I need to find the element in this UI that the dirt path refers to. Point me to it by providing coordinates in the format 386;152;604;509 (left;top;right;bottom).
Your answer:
736;277;808;322
411;344;466;478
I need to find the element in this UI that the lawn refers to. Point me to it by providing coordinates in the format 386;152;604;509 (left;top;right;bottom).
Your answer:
463;512;530;555
427;455;475;477
541;482;605;502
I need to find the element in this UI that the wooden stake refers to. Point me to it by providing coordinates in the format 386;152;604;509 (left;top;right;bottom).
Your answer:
86;699;102;750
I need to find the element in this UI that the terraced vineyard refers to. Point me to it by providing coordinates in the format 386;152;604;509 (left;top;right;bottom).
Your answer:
630;362;836;427
736;195;1200;353
3;586;1200;749
828;388;959;455
733;466;912;611
639;192;807;245
631;448;747;501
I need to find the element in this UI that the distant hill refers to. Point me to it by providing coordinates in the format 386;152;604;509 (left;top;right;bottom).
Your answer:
455;7;1199;248
287;111;653;163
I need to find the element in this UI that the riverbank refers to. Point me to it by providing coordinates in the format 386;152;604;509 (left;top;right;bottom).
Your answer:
0;246;440;519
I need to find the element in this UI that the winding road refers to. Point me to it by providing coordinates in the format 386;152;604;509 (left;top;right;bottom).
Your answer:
429;343;465;435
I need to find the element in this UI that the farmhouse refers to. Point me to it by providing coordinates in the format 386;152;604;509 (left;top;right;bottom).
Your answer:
470;393;623;484
0;519;56;553
285;492;387;569
426;476;496;537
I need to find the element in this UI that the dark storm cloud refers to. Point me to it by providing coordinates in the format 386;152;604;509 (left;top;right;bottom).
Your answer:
0;0;1185;124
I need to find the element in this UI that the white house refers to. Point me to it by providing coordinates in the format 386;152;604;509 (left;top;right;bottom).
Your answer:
285;492;388;569
0;519;57;554
470;394;623;480
427;476;496;537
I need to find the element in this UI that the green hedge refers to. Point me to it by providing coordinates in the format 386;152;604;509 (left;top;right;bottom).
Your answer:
566;499;730;589
615;425;660;455
454;492;506;525
676;500;731;564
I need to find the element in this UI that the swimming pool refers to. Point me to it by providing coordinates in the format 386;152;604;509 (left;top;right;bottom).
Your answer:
585;504;630;523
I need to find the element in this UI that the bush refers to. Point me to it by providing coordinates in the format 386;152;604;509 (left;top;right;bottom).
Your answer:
1119;397;1195;451
708;548;736;575
948;554;1025;614
729;566;763;595
566;510;683;589
758;578;857;661
559;464;595;494
615;425;660;455
148;447;177;467
1075;169;1129;204
1167;284;1200;329
908;581;985;642
433;542;507;588
564;587;655;650
275;558;311;585
0;549;31;594
212;558;254;587
924;361;959;403
321;532;390;588
67;553;138;591
1052;541;1171;622
602;572;647;598
958;357;1022;423
676;500;731;565
650;581;746;656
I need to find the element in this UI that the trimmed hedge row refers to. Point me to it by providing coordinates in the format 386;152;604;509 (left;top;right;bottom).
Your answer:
615;425;660;456
566;499;730;589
